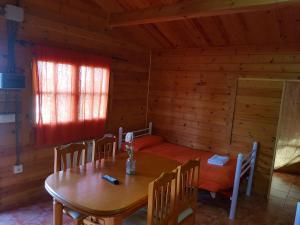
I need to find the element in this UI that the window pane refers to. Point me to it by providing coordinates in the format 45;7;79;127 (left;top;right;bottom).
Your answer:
36;61;76;125
36;93;55;125
57;64;74;93
100;94;108;118
102;69;109;93
37;61;55;93
56;94;74;123
79;66;109;120
93;94;101;118
99;69;109;119
79;93;93;121
80;66;93;94
93;68;103;94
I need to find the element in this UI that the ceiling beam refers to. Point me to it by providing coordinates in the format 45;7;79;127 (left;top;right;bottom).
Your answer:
109;0;300;27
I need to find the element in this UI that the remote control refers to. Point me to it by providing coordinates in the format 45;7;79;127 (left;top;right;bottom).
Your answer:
102;175;120;185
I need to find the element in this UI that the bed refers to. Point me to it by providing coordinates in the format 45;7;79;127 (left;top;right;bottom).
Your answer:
118;122;258;220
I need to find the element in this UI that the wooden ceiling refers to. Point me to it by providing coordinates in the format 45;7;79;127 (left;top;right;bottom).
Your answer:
4;0;300;50
103;0;300;49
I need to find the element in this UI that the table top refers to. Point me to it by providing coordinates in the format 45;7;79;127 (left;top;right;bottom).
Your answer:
45;152;180;217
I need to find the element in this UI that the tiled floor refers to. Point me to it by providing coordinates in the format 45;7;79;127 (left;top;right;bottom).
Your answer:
0;172;299;225
269;172;300;212
197;171;299;225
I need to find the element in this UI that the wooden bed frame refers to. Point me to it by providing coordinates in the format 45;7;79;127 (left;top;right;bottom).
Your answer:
118;122;153;150
118;122;258;220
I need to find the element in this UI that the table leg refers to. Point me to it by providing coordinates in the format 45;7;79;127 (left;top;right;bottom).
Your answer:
53;199;63;225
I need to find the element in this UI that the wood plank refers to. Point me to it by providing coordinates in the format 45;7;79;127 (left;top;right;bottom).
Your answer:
109;0;300;27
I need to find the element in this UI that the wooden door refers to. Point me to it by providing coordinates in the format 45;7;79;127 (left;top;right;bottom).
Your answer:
274;81;300;174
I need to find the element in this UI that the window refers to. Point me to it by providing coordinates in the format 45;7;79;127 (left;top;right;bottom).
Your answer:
36;62;109;125
33;46;110;146
36;61;76;124
79;66;109;121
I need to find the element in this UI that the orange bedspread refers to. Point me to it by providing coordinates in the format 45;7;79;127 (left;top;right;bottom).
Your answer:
123;135;237;193
142;143;236;192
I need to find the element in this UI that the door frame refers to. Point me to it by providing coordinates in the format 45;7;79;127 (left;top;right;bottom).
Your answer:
269;79;300;198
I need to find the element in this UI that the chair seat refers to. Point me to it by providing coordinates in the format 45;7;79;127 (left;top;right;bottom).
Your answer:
123;207;147;225
177;207;194;224
63;207;86;220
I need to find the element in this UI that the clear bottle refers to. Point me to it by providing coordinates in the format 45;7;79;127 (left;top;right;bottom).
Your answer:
126;157;136;175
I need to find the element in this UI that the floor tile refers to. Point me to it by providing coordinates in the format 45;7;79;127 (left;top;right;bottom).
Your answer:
0;172;299;225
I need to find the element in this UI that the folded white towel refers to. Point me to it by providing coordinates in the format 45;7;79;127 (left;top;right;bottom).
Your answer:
208;154;229;166
125;132;134;143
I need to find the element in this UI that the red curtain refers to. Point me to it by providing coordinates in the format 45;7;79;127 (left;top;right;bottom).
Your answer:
33;46;111;147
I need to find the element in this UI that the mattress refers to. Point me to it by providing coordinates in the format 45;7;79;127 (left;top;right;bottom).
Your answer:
123;135;237;193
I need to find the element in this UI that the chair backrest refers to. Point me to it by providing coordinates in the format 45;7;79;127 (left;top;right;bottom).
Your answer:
147;171;177;225
176;159;200;215
92;136;117;163
54;142;88;172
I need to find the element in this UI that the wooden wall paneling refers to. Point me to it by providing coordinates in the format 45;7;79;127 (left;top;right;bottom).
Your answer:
145;51;152;127
149;68;236;153
240;11;281;46
229;77;239;144
107;62;148;132
231;79;284;194
0;4;149;211
149;47;300;196
274;7;300;44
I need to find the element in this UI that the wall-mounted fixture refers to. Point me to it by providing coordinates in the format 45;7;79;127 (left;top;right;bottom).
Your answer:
0;73;25;89
0;3;25;173
3;4;24;22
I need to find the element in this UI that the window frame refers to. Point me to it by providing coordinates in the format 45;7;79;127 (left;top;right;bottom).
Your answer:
35;60;110;126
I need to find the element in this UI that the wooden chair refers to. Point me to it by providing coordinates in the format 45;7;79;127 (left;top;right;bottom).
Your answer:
85;171;178;225
175;159;200;225
122;171;178;225
83;217;105;225
92;136;117;164
147;171;177;225
82;136;117;225
54;142;88;172
54;142;88;225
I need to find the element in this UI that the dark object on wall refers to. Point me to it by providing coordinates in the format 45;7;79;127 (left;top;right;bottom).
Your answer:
0;73;25;89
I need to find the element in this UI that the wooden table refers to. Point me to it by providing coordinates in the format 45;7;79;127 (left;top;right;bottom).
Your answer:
45;152;180;225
